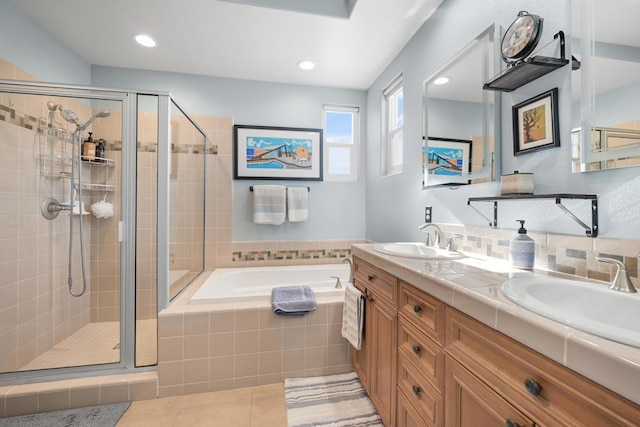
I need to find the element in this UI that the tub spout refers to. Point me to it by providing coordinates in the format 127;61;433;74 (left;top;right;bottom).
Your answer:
342;257;353;284
330;276;343;289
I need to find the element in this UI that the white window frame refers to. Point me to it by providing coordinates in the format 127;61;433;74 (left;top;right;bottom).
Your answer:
383;76;403;176
323;105;360;182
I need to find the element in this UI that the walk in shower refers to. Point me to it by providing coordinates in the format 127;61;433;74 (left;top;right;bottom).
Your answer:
0;79;208;382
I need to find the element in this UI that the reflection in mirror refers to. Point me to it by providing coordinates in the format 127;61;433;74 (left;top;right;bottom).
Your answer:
423;25;500;188
571;0;640;172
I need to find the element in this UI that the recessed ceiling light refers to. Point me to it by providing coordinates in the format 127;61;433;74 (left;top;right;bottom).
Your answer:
134;34;156;48
433;77;450;85
297;60;315;71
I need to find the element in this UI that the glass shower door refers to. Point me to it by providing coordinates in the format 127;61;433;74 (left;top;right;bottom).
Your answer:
0;90;123;373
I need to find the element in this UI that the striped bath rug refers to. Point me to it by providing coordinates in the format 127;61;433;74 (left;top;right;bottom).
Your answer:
284;372;383;426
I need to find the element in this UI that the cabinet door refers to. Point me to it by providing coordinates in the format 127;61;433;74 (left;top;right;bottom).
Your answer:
445;356;534;427
369;294;397;427
351;280;370;392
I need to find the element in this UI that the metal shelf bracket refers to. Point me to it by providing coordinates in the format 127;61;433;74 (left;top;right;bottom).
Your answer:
467;194;599;237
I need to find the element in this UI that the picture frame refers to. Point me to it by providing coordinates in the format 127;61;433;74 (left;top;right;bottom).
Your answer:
512;88;560;156
422;137;472;187
233;125;323;181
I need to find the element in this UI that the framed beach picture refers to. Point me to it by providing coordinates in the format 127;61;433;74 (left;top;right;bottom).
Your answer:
512;88;560;155
422;137;472;187
233;125;323;180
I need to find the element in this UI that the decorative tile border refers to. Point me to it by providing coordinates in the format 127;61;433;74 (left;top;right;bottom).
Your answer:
0;101;218;155
233;248;351;262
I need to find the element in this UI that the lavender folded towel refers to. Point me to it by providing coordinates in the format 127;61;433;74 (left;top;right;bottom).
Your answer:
271;285;317;316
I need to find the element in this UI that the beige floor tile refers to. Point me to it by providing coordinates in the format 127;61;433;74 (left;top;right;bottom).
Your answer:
123;395;184;416
250;383;284;399
117;382;288;427
175;401;252;427
180;387;252;410
251;394;287;427
117;411;179;427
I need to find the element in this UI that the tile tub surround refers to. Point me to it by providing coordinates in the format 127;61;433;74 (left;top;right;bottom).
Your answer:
157;272;352;398
0;371;157;418
352;243;640;407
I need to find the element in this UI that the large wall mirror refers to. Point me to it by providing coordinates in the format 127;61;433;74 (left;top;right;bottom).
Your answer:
571;0;640;172
422;25;501;188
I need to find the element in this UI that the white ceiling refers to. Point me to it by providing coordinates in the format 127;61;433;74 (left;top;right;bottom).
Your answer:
10;0;443;90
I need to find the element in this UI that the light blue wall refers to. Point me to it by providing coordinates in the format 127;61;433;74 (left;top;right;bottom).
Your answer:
366;0;640;240
428;98;482;139
91;66;367;241
0;1;90;84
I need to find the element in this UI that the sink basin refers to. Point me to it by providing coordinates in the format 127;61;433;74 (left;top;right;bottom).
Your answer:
502;277;640;348
374;242;464;260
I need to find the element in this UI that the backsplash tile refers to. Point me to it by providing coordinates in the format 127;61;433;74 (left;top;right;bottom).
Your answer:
441;224;639;284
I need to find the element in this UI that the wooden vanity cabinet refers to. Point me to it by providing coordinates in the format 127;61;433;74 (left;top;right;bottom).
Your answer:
352;256;640;427
445;307;640;426
352;257;398;426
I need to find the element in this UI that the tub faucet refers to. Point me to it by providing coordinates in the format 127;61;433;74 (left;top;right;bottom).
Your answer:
596;257;637;293
330;276;343;289
418;223;442;247
342;257;354;284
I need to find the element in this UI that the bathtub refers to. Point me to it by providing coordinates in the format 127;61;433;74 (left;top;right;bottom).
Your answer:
190;264;350;305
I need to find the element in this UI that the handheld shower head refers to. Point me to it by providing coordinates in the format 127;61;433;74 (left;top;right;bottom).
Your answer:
60;109;83;127
79;111;110;130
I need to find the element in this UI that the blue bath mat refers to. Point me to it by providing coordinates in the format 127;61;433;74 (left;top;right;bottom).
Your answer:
0;402;130;427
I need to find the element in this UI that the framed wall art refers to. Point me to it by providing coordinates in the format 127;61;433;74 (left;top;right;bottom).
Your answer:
512;88;560;155
422;137;472;186
234;125;323;180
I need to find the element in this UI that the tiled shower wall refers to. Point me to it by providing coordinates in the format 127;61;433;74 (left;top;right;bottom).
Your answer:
0;59;93;371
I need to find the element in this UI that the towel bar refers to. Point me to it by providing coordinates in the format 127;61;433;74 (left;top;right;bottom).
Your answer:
249;186;310;192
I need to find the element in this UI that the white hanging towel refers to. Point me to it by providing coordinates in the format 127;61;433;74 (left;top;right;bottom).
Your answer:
253;185;286;225
287;186;308;222
341;282;365;350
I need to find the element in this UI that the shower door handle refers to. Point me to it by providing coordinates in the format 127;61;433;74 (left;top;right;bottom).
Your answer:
118;221;124;242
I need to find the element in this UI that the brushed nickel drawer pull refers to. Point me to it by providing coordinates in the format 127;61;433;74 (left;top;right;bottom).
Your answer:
412;344;421;355
413;304;422;313
411;385;420;396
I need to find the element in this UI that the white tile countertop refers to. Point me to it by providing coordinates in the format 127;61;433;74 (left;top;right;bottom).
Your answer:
351;243;640;406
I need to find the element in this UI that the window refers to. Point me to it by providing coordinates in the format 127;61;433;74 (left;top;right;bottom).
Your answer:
383;77;403;175
323;105;359;181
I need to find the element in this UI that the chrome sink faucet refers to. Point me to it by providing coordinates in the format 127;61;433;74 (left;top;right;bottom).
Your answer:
596;257;637;293
418;223;442;247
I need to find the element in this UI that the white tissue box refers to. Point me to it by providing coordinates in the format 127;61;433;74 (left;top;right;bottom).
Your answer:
501;171;534;195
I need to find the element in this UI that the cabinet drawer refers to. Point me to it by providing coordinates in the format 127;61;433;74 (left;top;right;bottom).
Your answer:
396;387;432;427
353;257;398;307
397;353;442;427
399;281;445;345
397;315;443;390
445;356;534;427
445;307;640;426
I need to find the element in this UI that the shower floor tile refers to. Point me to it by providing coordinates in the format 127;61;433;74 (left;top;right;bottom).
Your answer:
19;320;157;371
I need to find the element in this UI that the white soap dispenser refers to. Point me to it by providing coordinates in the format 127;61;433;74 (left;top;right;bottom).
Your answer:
510;220;534;270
